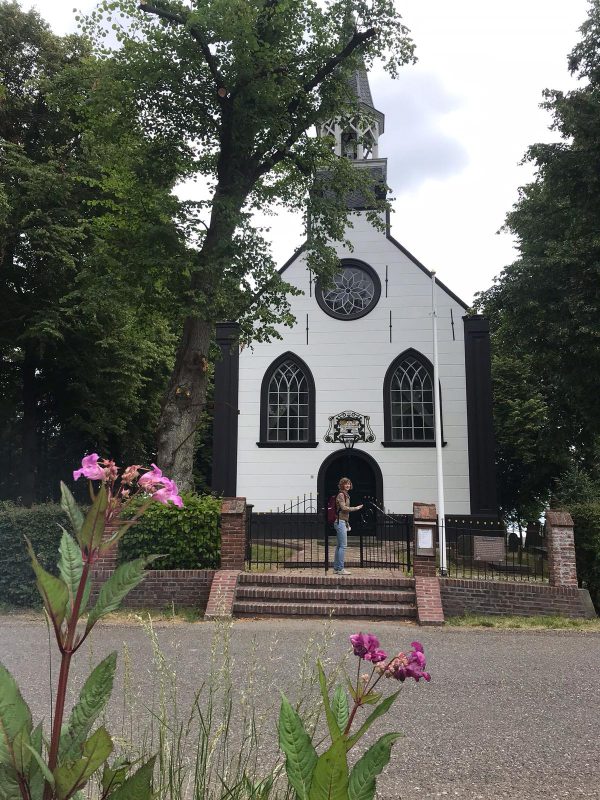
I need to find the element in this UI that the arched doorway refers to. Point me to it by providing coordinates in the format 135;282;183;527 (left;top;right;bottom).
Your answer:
318;449;382;536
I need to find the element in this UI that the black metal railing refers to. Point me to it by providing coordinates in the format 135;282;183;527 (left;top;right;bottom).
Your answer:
443;517;547;582
245;495;413;572
246;494;322;570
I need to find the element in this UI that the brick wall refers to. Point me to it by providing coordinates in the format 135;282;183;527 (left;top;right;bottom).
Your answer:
91;569;216;610
440;578;596;619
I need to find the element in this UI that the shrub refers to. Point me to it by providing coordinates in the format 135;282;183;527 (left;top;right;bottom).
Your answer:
0;502;69;606
568;502;600;613
118;492;221;569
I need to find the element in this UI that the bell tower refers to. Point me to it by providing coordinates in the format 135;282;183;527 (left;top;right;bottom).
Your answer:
316;67;385;161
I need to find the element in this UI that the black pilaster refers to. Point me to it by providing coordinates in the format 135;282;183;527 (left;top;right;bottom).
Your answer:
463;315;498;517
211;322;240;496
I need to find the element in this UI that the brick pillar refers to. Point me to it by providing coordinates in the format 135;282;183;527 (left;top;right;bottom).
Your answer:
546;510;578;588
412;503;437;577
220;497;247;570
92;523;119;571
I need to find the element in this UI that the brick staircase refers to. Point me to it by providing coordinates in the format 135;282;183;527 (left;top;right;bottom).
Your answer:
233;572;417;619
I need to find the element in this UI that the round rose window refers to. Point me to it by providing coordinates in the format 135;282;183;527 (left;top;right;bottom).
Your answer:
316;260;381;320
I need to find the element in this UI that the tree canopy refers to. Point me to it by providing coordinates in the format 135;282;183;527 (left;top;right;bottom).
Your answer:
78;0;416;488
475;0;600;519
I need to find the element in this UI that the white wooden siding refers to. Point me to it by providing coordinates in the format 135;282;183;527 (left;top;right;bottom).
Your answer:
237;213;471;513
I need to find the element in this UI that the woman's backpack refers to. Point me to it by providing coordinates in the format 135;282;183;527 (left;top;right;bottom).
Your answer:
326;493;339;525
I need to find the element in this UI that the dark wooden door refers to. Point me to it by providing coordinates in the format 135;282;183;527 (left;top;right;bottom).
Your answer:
323;452;376;535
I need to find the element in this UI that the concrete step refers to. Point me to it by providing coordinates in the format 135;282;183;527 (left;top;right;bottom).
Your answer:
233;600;417;619
235;585;416;605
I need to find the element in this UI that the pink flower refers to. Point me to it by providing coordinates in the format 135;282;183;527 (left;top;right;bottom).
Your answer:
101;459;119;482
73;453;105;482
350;633;386;662
138;463;164;489
151;477;183;507
121;465;141;485
364;648;388;663
387;643;431;683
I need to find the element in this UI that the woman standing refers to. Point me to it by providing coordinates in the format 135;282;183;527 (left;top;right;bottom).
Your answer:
334;477;363;575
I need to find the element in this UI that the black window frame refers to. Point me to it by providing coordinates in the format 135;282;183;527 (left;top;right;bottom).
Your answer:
258;352;318;448
382;348;446;447
315;258;381;321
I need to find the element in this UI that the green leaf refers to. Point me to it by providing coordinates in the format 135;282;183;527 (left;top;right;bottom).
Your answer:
80;484;108;551
25;538;69;629
0;764;21;800
104;756;155;800
278;694;317;800
332;686;349;734
60;482;84;540
101;757;131;794
308;738;348;800
25;742;55;789
0;662;32;768
11;725;31;773
54;727;113;799
317;661;341;742
59;653;117;762
85;557;158;632
58;530;85;612
347;733;402;800
346;691;401;751
360;692;381;706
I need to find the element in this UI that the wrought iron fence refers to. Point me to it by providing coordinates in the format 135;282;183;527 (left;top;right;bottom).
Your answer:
245;494;322;570
245;495;413;571
443;517;547;582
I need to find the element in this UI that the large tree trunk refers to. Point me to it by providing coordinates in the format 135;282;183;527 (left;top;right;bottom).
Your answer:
21;345;38;507
156;316;212;491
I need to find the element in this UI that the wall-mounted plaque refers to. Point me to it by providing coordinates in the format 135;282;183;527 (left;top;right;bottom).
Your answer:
324;410;376;444
417;527;433;551
473;536;505;562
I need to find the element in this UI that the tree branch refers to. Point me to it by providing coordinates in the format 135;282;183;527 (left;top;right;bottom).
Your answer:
138;3;226;93
302;27;376;97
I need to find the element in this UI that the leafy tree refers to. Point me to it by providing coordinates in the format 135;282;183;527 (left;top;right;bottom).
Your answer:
0;1;188;503
476;0;600;519
81;0;416;489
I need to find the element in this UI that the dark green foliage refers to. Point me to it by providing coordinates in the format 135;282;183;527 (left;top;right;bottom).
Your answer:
475;1;600;519
0;502;67;606
118;494;221;570
567;503;600;613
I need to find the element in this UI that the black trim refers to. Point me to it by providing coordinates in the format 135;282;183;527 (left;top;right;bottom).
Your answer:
259;351;316;445
317;449;384;513
278;243;306;276
383;348;445;445
381;441;447;448
463;316;498;517
211;322;240;496
315;259;381;321
384;217;469;310
256;441;319;448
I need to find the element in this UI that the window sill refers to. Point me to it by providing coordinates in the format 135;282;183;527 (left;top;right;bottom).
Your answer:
256;441;319;448
381;441;447;448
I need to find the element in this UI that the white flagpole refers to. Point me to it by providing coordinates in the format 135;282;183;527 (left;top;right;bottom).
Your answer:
431;271;447;575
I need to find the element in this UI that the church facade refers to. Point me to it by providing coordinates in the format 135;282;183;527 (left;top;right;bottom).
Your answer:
212;70;497;519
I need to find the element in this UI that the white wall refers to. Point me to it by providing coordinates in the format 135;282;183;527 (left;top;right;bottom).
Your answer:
237;213;471;513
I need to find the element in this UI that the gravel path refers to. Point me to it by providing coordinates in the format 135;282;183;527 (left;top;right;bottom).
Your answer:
0;616;598;799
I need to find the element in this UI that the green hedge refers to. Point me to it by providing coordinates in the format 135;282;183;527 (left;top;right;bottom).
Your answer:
0;503;68;607
568;502;600;614
118;493;221;570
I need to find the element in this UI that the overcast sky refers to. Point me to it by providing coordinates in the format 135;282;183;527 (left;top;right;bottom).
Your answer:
29;0;591;305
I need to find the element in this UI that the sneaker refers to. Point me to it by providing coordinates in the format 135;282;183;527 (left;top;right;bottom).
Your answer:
334;569;352;575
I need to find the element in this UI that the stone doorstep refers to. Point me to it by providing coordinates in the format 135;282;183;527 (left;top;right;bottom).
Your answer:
235;586;416;604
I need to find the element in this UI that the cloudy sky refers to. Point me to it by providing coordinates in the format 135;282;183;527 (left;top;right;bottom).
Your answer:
28;0;591;304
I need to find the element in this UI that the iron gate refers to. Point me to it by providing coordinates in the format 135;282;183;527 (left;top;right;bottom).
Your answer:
245;495;412;571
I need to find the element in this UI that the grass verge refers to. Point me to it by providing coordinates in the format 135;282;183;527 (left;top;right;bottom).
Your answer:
447;612;600;630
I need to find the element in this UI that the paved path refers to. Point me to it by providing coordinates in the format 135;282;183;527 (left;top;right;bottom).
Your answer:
0;616;599;799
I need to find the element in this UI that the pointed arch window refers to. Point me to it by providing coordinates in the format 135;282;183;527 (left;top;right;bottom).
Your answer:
383;350;445;447
258;353;318;448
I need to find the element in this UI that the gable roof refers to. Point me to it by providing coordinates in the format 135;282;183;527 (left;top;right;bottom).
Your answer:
278;238;469;311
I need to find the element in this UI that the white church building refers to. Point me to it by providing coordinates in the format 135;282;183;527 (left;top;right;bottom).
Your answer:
212;68;497;522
